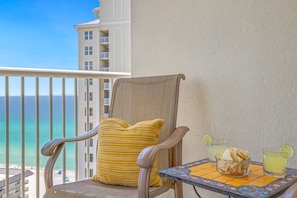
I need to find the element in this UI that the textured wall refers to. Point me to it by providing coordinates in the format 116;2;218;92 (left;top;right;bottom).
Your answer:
131;1;297;197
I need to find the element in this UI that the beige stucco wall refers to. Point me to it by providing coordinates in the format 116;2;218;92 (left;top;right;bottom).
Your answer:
100;0;131;22
131;0;297;197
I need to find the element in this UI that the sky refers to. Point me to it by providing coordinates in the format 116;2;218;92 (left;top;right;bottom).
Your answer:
0;0;99;96
0;0;99;70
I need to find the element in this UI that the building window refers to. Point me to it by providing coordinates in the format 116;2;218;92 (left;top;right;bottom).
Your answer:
84;61;93;70
84;46;93;55
89;31;93;40
89;79;93;85
84;153;86;162
90;169;94;177
84;47;88;55
90;153;93;162
89;47;93;55
89;108;93;116
89;62;93;70
85;168;87;178
84;31;93;40
89;92;93;101
90;123;93;130
90;138;93;147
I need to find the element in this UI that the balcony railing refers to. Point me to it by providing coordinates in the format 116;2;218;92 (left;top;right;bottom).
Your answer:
100;52;109;59
104;98;110;105
100;36;109;44
0;67;130;198
100;66;109;72
104;82;110;89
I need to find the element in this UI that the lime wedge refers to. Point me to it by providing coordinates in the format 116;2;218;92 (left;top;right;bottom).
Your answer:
280;144;295;159
203;135;213;144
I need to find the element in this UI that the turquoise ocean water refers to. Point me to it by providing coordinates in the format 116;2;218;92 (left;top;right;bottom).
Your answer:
0;96;76;170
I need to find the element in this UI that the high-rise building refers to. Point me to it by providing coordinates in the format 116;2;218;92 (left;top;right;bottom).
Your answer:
0;169;33;198
75;0;131;180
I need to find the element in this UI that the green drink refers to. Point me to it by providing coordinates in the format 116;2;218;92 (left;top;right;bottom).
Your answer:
263;150;287;178
207;139;227;164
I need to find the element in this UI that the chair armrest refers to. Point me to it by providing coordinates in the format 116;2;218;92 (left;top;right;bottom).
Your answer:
284;182;297;198
137;126;189;169
41;125;99;156
137;126;189;198
42;125;99;189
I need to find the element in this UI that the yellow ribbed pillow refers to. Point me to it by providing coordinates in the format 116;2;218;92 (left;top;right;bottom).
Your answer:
92;118;164;187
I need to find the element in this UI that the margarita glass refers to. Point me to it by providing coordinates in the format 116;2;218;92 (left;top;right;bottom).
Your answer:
207;139;227;164
262;148;287;178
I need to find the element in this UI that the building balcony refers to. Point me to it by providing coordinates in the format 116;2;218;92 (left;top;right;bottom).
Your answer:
104;82;109;89
100;52;109;59
0;67;130;198
100;66;109;72
104;97;110;105
100;36;109;45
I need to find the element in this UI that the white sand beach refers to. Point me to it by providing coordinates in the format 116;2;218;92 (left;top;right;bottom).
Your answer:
28;168;76;197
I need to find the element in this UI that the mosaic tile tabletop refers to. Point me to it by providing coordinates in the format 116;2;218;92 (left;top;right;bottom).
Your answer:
159;158;297;198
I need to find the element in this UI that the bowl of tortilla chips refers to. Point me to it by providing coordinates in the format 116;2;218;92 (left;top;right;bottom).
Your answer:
216;147;250;177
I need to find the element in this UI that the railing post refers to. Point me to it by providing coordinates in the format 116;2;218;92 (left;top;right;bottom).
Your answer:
5;76;9;198
0;67;130;197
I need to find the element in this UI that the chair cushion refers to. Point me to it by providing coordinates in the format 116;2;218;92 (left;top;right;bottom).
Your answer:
44;179;139;198
44;179;171;198
92;118;164;187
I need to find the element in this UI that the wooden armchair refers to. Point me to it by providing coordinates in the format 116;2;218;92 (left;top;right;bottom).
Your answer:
283;182;297;198
41;74;189;198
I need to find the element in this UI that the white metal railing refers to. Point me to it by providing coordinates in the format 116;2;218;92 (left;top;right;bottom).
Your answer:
100;36;109;43
104;82;109;89
100;66;109;72
0;67;130;198
100;52;109;59
104;98;109;105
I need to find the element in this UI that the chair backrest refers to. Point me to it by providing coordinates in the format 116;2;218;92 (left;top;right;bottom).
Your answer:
109;74;185;170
